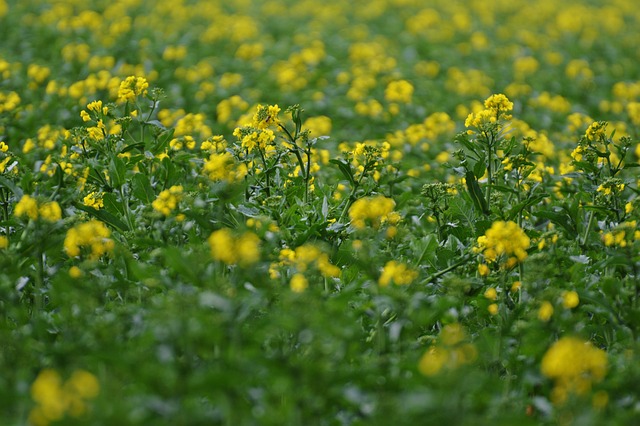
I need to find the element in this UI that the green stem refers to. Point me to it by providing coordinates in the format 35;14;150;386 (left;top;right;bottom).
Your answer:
485;132;494;212
120;187;134;231
34;249;44;313
580;209;596;248
420;255;471;285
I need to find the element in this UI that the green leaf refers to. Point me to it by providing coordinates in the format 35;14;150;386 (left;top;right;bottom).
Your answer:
131;173;155;204
73;202;129;232
109;156;126;189
330;159;355;186
533;210;576;236
507;193;549;221
465;170;489;215
0;175;23;198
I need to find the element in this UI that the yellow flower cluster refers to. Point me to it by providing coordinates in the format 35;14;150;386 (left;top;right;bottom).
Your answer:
596;180;625;196
14;195;62;222
29;369;100;426
585;121;607;140
475;220;530;268
252;104;281;129
80;100;109;122
116;75;148;103
233;126;276;153
64;220;114;260
152;185;183;216
82;192;104;210
541;337;608;405
464;94;513;131
348;195;399;229
602;221;640;247
208;228;260;266
0;90;20;114
418;323;477;377
384;80;414;104
202;151;248;183
378;260;417;286
270;244;341;283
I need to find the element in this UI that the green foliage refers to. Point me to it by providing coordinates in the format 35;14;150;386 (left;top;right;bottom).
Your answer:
2;1;640;425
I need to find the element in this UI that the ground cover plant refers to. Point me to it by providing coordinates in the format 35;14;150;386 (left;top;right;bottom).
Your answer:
2;0;640;424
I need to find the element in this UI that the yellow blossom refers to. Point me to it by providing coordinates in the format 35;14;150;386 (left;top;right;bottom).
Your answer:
349;195;397;230
538;301;554;322
541;337;607;405
208;228;261;266
474;220;530;266
290;273;308;293
152;185;183;216
117;75;148;103
378;260;417;286
562;290;580;309
14;194;39;220
64;220;114;260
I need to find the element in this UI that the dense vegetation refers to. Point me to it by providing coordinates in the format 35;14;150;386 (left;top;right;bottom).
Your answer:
1;0;640;424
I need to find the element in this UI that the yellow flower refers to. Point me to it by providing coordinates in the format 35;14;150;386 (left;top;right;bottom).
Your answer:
562;290;580;309
484;93;513;113
0;235;7;249
64;220;114;260
384;80;414;104
208;228;261;266
378;260;417;286
541;337;607;405
29;369;100;426
290;273;308;293
14;194;39;220
488;303;499;315
69;266;83;279
484;287;497;301
38;201;62;222
475;220;530;266
349;195;396;230
83;192;104;210
152;185;183;216
252;104;281;129
117;75;148;103
478;263;490;277
418;346;448;376
538;301;554;322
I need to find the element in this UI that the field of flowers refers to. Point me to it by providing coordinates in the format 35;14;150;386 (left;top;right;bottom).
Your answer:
2;0;640;424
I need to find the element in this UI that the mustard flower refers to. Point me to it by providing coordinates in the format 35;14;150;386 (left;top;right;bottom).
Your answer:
14;194;39;220
29;369;100;426
418;323;477;377
64;220;114;260
83;192;104;210
348;195;398;230
384;80;414;104
208;228;260;266
117;76;148;103
474;220;530;268
290;273;308;293
538;301;554;322
152;185;183;216
541;337;607;405
378;260;417;286
252;104;281;129
562;290;580;309
202;151;247;183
